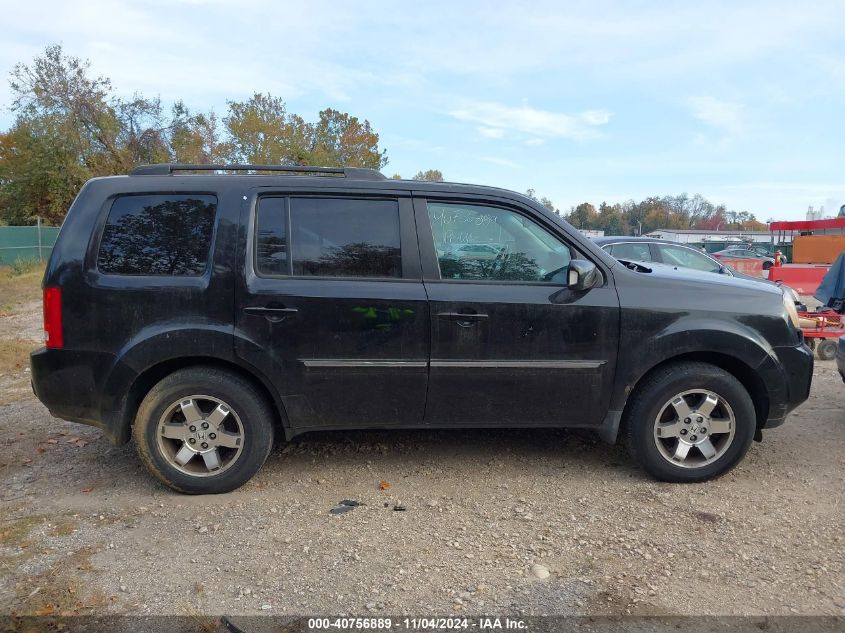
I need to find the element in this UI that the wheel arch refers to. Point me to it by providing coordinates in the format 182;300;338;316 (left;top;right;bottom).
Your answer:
109;356;289;445
619;352;770;436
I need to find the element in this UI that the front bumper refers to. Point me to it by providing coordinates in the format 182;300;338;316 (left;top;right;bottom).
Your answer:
759;342;814;428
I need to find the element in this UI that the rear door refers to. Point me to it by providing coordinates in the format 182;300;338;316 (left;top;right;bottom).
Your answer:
235;190;429;431
414;195;619;428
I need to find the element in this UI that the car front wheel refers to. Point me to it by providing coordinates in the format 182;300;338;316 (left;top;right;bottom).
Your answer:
626;361;755;482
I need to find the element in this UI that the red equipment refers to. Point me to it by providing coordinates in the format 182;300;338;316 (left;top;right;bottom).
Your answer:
799;310;843;360
766;216;843;293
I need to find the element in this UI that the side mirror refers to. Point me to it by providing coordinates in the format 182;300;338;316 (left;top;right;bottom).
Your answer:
567;259;599;291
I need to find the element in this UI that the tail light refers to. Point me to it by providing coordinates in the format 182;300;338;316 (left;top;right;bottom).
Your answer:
43;287;63;348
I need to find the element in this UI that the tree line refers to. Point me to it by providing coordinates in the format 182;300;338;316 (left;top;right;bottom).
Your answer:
0;45;767;236
569;195;767;235
528;192;767;235
0;45;388;225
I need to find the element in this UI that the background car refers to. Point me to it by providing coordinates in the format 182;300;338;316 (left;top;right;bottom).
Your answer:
712;246;777;269
594;236;738;275
593;236;805;303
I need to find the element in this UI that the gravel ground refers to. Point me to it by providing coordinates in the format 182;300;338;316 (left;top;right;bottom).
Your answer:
0;304;843;618
0;300;42;343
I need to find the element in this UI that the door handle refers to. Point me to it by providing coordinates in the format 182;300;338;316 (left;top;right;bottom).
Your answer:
436;311;488;327
244;306;299;322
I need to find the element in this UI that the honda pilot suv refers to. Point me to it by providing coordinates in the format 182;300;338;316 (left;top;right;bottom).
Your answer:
30;164;813;494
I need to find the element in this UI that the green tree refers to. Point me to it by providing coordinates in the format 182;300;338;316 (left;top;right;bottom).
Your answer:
222;96;387;169
525;188;558;214
539;197;558;214
223;93;298;164
1;44;169;223
0;45;392;224
565;202;598;229
169;102;224;164
0;118;88;225
413;169;444;182
10;44;168;172
310;108;387;169
596;202;627;235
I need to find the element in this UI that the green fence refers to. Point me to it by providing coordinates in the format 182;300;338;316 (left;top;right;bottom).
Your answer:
0;225;61;266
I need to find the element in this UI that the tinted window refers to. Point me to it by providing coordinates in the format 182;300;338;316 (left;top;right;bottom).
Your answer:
660;245;722;272
255;197;288;275
290;198;401;278
427;202;571;282
97;194;217;275
609;242;652;262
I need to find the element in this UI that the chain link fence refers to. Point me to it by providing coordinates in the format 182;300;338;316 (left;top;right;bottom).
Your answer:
0;220;61;266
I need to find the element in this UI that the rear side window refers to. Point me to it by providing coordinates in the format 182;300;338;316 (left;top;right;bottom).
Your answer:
97;194;217;275
289;198;401;278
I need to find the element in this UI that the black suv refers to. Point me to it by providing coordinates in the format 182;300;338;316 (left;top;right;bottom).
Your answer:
31;164;813;493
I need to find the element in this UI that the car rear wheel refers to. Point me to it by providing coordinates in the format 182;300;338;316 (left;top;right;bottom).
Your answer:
626;361;755;482
133;366;275;494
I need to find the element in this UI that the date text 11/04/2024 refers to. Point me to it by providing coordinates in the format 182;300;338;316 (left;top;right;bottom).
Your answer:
307;617;528;630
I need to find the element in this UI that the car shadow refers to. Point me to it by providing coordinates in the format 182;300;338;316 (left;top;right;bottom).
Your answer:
6;407;646;503
258;426;642;484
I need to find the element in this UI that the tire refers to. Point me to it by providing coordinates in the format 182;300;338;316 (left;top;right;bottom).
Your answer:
625;361;755;483
133;366;275;494
816;339;837;361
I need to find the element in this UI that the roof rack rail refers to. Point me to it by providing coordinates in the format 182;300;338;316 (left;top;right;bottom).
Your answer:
129;163;387;180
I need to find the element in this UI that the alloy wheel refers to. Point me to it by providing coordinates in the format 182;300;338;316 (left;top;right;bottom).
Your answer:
652;389;736;468
155;395;245;477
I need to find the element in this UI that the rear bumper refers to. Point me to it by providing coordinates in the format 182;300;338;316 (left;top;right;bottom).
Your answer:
759;342;814;428
30;347;120;440
837;338;845;383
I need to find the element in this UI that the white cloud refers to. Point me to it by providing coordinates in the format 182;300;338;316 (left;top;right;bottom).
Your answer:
477;126;505;139
0;0;397;108
580;110;612;125
687;96;746;134
450;101;611;141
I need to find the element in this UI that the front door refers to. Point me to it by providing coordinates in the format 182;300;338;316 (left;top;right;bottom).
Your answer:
415;197;619;428
235;192;429;431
